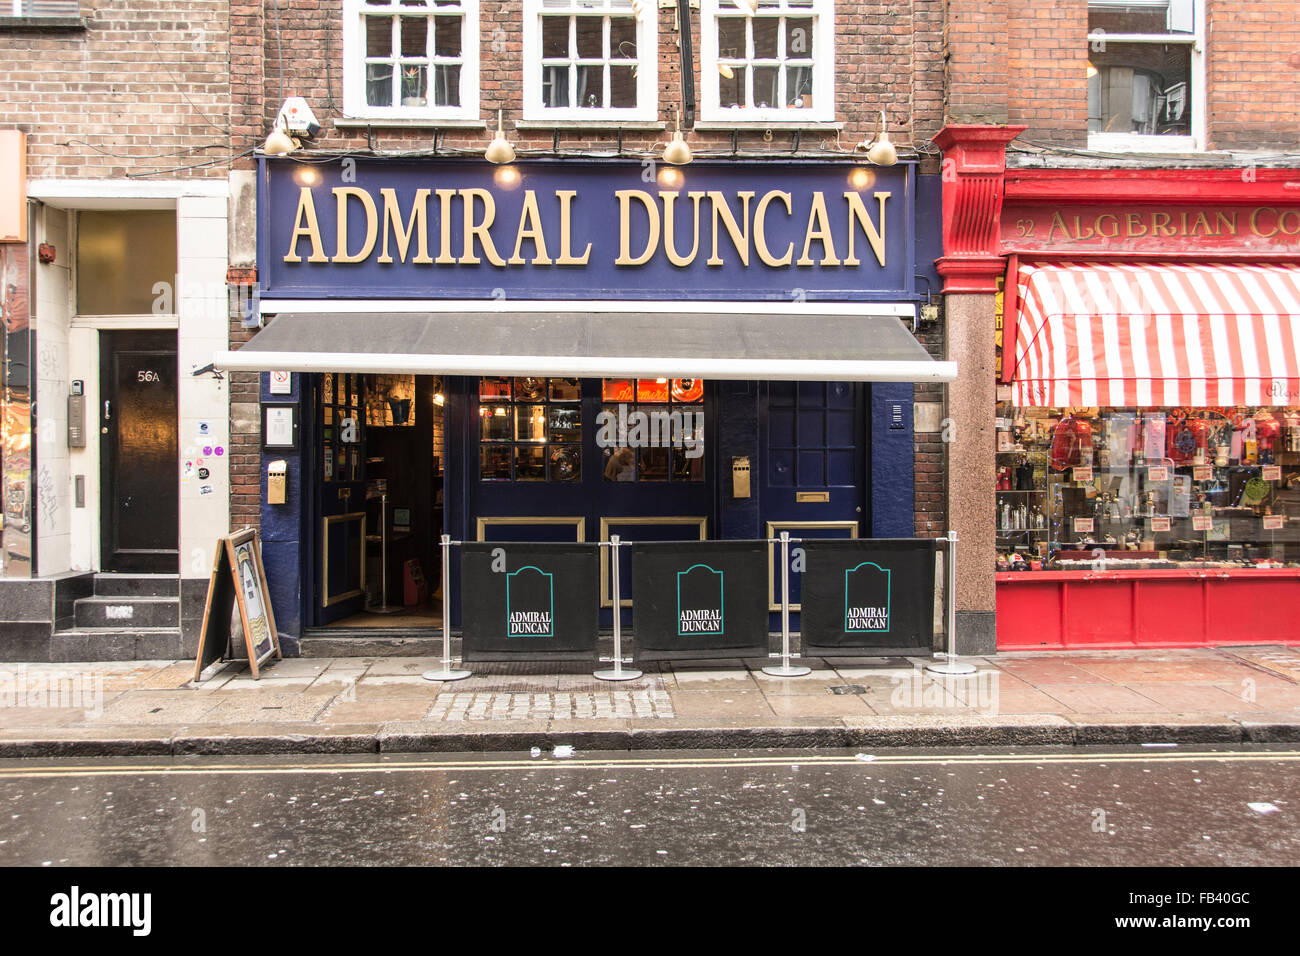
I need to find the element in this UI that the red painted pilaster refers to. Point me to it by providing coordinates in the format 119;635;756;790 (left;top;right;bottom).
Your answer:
931;124;1026;293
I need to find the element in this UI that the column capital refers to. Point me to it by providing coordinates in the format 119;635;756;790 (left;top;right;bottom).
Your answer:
931;124;1026;294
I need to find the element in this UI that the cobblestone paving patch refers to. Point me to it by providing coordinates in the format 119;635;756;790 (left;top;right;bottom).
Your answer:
426;687;675;721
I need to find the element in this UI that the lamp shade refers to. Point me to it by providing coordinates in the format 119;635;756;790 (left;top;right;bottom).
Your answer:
866;132;897;167
663;130;692;165
263;128;297;156
485;110;516;164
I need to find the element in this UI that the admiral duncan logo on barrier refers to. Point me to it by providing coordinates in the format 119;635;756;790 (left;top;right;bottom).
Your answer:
676;564;725;636
505;566;554;637
844;562;891;633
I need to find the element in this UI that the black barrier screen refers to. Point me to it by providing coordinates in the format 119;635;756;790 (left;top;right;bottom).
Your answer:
460;542;599;661
799;539;938;657
631;540;769;661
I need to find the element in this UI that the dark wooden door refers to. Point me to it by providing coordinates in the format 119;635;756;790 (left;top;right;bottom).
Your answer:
99;330;178;572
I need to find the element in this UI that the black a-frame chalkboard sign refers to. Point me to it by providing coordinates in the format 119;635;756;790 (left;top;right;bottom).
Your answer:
193;528;282;681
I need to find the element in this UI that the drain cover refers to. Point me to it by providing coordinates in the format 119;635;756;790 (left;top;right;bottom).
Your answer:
829;684;868;695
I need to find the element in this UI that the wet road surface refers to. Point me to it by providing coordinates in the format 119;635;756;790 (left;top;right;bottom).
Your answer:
0;746;1295;866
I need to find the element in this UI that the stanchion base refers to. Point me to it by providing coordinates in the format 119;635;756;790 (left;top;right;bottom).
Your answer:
422;668;472;682
925;660;978;676
369;605;406;615
593;668;643;682
762;664;812;677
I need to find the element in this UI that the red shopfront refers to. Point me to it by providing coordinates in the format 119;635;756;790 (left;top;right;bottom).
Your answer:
993;168;1300;650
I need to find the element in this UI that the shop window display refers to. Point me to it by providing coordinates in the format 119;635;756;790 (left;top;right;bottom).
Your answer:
995;404;1300;571
479;377;582;482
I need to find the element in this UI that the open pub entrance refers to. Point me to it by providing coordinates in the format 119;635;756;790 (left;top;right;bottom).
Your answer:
312;372;446;629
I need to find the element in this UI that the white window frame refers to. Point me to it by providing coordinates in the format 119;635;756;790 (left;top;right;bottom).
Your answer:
1086;0;1205;153
8;0;79;15
342;0;480;122
522;0;658;123
700;0;835;124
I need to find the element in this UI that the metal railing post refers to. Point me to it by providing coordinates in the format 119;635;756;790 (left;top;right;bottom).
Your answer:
423;534;471;682
925;530;976;676
762;531;811;677
595;535;642;681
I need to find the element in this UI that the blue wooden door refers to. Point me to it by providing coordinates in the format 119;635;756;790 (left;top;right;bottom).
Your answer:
760;381;868;626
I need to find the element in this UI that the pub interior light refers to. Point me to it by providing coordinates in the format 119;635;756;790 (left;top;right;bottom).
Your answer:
662;111;693;166
485;110;516;165
858;110;898;167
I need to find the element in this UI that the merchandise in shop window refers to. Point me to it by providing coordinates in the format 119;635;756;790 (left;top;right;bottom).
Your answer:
996;404;1300;572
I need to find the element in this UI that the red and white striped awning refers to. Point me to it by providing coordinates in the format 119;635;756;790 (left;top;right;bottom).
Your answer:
1008;261;1300;407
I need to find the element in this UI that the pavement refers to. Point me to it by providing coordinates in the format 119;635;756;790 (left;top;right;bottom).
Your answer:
0;645;1298;756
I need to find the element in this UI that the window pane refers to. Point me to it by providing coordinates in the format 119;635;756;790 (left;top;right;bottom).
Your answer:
671;378;704;403
434;14;461;56
752;65;778;108
542;16;569;57
638;447;669;481
785;17;813;57
673;447;704;482
550;377;581;401
480;406;512;441
785;65;812;108
575;64;604;108
367;16;393;56
1088;2;1187;35
636;379;669;403
549;445;581;481
1088;45;1191;135
76;210;177;315
400;16;427;56
603;445;636;482
433;63;460;106
717;15;746;58
366;62;393;106
542;64;570;107
549;406;582;442
719;67;746;109
609;15;636;57
515;446;546;480
400;65;427;105
603;379;634;402
575;16;603;58
514;376;546;401
479;376;511;401
752;16;779;58
480;445;512;480
609;64;637;108
516;405;547;442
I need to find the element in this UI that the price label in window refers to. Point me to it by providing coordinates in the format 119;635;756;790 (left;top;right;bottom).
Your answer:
1147;465;1169;482
1074;517;1095;533
1263;515;1285;531
1263;465;1282;482
1193;515;1213;532
1193;464;1213;480
1151;516;1171;532
1073;466;1093;482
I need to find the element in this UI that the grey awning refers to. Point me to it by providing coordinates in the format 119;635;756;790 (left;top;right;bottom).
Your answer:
214;309;956;382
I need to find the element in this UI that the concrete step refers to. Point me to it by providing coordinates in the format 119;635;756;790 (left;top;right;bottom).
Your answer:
75;595;180;629
49;628;183;663
93;573;179;599
299;634;444;657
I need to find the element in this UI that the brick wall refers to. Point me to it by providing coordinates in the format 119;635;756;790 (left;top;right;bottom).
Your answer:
1006;3;1089;147
232;1;946;160
1207;0;1300;150
913;319;946;538
0;4;232;179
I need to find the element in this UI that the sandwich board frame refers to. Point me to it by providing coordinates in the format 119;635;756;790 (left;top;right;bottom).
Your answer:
193;528;282;681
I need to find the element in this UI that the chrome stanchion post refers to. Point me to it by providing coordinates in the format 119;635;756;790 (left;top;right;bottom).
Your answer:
763;531;810;677
373;492;403;614
595;534;641;681
423;533;470;682
926;529;976;676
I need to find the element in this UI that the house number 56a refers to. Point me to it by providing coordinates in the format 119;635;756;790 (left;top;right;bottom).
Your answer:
137;370;159;382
